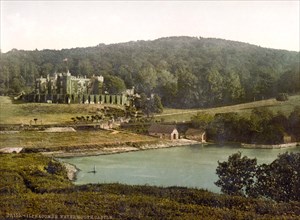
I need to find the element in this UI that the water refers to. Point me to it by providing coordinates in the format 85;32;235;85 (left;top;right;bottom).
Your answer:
61;144;300;193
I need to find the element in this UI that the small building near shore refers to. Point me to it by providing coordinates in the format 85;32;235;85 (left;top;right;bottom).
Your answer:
148;124;179;140
282;133;296;144
185;128;206;143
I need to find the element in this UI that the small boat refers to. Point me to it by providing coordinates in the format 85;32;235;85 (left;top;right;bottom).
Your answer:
88;165;96;174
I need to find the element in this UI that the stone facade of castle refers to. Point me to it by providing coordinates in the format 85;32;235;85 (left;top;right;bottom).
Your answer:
24;71;131;105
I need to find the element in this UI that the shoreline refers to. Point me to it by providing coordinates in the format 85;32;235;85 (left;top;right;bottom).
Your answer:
52;139;202;181
241;142;299;149
61;161;79;181
42;138;202;158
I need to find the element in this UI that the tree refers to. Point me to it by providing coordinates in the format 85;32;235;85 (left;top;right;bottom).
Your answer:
10;77;25;94
288;106;300;141
249;108;274;133
78;59;93;77
249;108;287;144
134;93;163;117
0;65;9;94
278;61;300;94
252;71;276;100
223;71;245;103
135;65;157;94
207;112;241;143
191;112;214;129
41;63;54;77
177;70;198;108
253;152;300;202
205;68;223;105
103;75;126;94
276;93;288;101
216;152;300;202
152;94;163;114
215;152;257;196
160;81;178;107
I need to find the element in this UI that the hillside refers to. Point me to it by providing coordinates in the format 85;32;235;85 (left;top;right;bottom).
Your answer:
1;36;299;108
155;94;300;122
1;95;299;125
1;153;299;219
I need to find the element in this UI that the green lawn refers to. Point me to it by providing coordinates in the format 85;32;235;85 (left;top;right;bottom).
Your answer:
155;95;300;122
0;96;157;151
1;95;299;124
0;96;124;125
0;130;157;150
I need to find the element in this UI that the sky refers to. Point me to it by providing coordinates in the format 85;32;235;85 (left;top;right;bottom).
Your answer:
1;1;299;53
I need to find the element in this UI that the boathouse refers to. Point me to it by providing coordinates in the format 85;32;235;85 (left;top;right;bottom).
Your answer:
148;124;179;140
185;128;206;143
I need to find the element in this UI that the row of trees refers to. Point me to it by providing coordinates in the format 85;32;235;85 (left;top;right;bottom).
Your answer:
191;106;300;144
216;152;300;202
1;37;299;108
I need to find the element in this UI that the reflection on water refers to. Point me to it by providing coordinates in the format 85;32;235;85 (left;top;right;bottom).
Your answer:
61;144;300;193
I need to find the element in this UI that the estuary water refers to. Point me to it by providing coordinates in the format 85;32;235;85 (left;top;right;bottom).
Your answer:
61;144;300;193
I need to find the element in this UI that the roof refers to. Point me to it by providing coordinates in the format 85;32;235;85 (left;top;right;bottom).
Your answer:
185;128;206;135
148;124;177;134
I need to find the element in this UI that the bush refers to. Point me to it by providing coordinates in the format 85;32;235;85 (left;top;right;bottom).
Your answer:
216;152;300;202
276;93;289;101
215;152;257;196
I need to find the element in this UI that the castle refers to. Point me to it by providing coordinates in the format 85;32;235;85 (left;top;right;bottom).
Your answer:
24;71;132;105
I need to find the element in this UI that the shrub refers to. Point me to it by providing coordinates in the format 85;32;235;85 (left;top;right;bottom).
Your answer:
276;93;288;101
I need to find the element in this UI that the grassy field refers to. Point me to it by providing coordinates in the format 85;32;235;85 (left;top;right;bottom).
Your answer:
1;95;299;124
0;96;124;125
0;130;157;150
1;95;299;150
0;96;157;151
155;95;300;122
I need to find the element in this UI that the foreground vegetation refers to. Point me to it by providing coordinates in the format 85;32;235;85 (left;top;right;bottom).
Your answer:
216;152;300;202
1;153;300;219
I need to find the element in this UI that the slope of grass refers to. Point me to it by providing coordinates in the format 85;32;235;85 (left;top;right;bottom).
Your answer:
0;96;124;125
0;130;157;150
0;154;71;194
1;95;299;124
155;95;300;122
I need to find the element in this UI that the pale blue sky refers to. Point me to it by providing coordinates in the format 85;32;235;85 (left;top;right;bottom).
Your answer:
1;1;299;52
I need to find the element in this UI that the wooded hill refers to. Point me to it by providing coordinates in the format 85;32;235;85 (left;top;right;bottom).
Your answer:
1;36;299;108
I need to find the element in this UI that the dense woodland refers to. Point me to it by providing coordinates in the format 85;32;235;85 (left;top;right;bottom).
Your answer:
1;36;299;108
